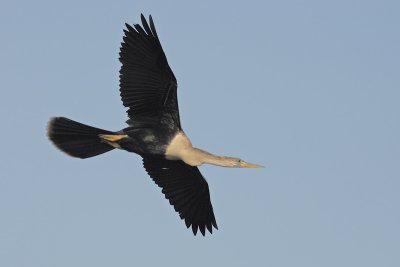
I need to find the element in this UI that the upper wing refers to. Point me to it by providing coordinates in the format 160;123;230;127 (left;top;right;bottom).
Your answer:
142;155;218;236
119;14;180;126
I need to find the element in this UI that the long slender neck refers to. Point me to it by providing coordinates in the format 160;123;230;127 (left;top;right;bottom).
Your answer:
187;148;237;167
164;131;238;167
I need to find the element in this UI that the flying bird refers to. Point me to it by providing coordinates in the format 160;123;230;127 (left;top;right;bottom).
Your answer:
47;14;263;236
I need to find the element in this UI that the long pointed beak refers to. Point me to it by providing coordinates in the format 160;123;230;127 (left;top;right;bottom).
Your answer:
240;161;264;168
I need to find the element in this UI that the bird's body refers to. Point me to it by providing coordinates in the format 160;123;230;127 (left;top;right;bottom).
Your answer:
47;14;262;236
115;115;179;155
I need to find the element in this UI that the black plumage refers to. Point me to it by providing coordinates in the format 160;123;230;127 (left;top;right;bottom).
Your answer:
142;155;218;236
119;15;180;127
47;14;218;236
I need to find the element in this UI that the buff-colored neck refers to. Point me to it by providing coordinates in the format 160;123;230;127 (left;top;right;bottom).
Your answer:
165;131;263;168
165;132;239;167
186;148;239;167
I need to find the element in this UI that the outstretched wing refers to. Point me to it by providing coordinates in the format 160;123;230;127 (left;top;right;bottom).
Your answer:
119;14;180;127
142;155;218;236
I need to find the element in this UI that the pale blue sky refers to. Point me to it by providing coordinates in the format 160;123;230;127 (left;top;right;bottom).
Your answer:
1;0;399;266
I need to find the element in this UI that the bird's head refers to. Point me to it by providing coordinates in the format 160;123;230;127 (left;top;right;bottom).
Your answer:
224;157;264;168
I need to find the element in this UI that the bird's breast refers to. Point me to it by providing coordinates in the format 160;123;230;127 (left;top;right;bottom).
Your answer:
165;131;193;160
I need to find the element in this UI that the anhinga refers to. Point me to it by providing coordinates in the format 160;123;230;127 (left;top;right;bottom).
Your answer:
47;14;263;236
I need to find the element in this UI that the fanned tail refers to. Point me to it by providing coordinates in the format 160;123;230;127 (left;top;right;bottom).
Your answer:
47;117;115;159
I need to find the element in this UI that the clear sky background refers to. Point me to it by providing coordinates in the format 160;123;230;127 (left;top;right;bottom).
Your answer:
1;0;399;266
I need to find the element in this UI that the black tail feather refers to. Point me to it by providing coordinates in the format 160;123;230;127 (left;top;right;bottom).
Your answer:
47;117;115;159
